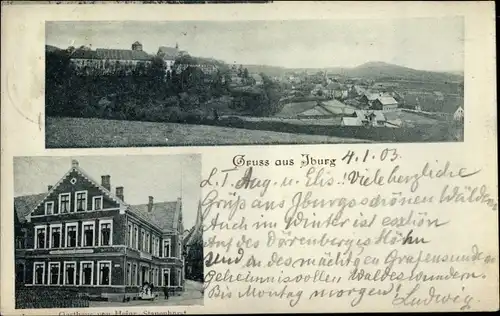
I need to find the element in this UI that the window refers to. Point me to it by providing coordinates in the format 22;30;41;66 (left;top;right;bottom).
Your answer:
16;230;26;249
45;202;54;215
162;268;170;287
75;191;88;212
132;264;137;286
82;221;95;247
64;262;76;285
93;196;103;211
178;268;182;286
128;223;133;247
35;225;46;249
99;220;112;246
146;233;150;253
49;224;62;248
163;239;171;258
65;223;78;248
127;263;131;286
152;237;157;256
33;262;45;285
59;193;70;213
141;229;145;251
80;261;93;285
98;261;111;285
134;225;139;249
178;241;182;258
48;262;60;285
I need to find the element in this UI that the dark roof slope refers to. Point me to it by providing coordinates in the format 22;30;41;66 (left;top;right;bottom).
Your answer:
14;193;46;223
96;49;151;61
157;46;179;59
129;201;179;232
71;48;152;61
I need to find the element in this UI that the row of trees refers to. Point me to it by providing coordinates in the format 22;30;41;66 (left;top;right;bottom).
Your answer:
46;48;284;122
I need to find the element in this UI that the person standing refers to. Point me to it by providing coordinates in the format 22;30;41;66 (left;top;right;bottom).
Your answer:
163;286;169;300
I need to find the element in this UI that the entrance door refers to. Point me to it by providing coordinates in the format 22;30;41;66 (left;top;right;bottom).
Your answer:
141;267;146;285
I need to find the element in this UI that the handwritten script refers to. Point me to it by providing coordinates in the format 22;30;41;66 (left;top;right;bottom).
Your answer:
200;149;497;311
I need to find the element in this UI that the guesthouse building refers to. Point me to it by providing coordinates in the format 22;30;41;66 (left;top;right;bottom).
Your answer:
14;160;185;301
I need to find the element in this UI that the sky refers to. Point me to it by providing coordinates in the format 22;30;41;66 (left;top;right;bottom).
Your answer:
46;17;464;72
14;155;201;230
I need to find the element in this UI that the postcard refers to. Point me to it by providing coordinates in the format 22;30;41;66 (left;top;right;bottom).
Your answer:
1;1;498;315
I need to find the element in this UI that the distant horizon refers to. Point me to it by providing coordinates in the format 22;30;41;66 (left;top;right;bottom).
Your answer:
46;18;464;72
46;42;462;74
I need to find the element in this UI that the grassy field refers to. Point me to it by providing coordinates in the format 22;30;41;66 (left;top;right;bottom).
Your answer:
46;117;370;148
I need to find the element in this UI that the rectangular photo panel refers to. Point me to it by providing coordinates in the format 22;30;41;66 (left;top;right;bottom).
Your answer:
13;155;203;309
44;18;464;148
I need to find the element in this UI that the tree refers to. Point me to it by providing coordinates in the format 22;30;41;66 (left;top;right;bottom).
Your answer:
237;65;243;77
243;68;249;79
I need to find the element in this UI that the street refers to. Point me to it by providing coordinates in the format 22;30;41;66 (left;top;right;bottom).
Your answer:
89;281;204;307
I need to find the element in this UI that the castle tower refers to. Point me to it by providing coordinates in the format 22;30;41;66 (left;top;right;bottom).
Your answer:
131;41;143;51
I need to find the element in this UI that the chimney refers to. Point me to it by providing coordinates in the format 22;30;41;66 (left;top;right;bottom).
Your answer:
101;175;111;191
48;185;53;191
116;186;124;201
71;159;79;168
148;196;154;212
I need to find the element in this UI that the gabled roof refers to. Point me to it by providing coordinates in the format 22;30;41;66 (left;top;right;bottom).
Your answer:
157;46;179;59
25;162;127;221
355;110;386;122
363;93;380;101
14;194;46;223
342;117;362;126
129;200;179;233
376;96;398;105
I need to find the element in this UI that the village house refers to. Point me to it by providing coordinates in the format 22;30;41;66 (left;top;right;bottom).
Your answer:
359;92;381;107
341;110;389;127
14;160;185;302
371;96;399;111
157;44;181;73
251;74;264;86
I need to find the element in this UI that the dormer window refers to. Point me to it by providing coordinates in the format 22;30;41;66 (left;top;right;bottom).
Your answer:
59;193;71;213
75;191;88;212
93;196;103;211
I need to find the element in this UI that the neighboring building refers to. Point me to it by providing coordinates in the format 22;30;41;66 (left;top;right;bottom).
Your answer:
14;160;185;301
157;45;180;72
453;106;464;121
183;203;203;282
69;42;153;74
341;110;388;127
251;74;264;86
359;92;380;107
371;96;399;111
